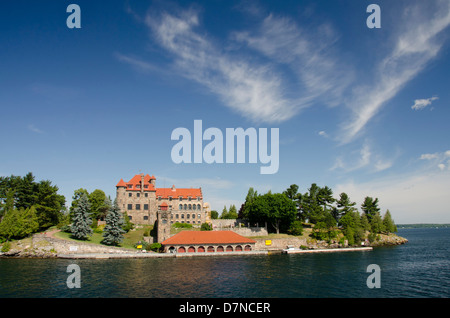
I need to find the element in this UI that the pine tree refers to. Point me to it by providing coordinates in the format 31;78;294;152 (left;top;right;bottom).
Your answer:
70;193;93;240
383;209;397;233
102;198;125;246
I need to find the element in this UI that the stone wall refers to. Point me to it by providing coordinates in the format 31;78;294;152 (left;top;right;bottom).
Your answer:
254;237;308;250
32;234;133;255
211;219;268;236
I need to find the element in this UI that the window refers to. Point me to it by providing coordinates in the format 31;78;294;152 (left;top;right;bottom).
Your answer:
144;204;149;210
184;204;187;210
181;214;184;219
127;204;132;210
179;196;183;201
188;196;192;201
136;185;140;189
143;216;148;220
128;185;132;189
197;204;201;210
188;204;192;210
128;193;132;197
197;214;201;219
192;214;196;219
187;214;190;219
144;185;148;189
176;214;179;219
128;215;132;221
137;193;140;197
169;196;172;201
136;204;141;210
179;204;182;210
145;193;148;197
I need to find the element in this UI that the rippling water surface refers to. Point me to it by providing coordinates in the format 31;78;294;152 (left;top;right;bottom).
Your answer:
1;228;449;298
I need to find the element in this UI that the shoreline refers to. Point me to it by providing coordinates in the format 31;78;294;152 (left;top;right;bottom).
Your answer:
0;229;407;259
1;246;377;259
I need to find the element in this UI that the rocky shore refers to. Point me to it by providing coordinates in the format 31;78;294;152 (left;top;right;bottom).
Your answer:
0;231;408;258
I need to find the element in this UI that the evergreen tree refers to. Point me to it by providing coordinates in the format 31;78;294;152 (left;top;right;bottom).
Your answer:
335;192;357;221
0;206;39;240
102;198;125;246
302;183;324;224
239;187;258;219
383;209;397;233
71;193;93;240
361;196;380;221
370;211;385;234
220;205;228;219
360;213;370;231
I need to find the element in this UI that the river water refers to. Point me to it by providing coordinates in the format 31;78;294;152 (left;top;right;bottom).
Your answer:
0;228;449;298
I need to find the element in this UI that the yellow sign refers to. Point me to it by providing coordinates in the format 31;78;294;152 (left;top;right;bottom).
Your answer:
265;240;272;246
137;245;142;249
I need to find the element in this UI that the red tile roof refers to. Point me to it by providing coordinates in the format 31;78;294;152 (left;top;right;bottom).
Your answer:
116;178;126;187
162;231;256;246
156;187;202;199
116;174;202;198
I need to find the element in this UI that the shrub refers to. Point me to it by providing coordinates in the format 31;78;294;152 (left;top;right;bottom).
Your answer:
1;241;11;253
60;225;72;233
200;223;212;231
173;222;192;229
149;243;161;252
288;220;303;236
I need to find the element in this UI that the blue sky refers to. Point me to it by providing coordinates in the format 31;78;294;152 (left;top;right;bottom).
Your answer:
1;0;450;223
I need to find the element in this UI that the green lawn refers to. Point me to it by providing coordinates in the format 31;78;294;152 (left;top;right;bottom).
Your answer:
55;225;153;250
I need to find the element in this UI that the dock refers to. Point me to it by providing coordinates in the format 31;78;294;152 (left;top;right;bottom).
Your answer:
282;247;373;254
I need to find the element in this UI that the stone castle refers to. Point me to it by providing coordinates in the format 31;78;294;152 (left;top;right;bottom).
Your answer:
116;174;211;241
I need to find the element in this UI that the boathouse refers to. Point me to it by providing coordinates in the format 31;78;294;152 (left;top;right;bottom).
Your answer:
161;230;256;253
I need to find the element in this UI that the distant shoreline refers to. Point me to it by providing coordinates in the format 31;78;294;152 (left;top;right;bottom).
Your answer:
397;224;450;229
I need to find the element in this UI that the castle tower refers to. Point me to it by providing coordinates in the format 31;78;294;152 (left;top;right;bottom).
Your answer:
157;202;171;243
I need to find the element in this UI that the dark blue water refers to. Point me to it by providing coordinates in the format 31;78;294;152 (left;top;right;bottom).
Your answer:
1;228;449;298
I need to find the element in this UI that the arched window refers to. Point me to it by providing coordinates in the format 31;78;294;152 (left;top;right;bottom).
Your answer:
188;246;195;253
244;245;252;251
188;204;192;210
207;246;215;252
179;204;182;210
217;246;224;252
193;204;196;210
178;247;186;253
235;245;243;251
184;204;187;210
197;204;201;210
226;245;233;252
198;246;205;253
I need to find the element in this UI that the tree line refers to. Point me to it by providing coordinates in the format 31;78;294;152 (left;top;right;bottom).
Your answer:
0;173;66;241
237;183;397;245
0;173;132;246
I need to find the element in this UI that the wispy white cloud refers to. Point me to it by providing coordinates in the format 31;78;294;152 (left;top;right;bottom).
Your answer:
419;150;450;170
27;124;44;134
339;1;450;143
115;52;159;73
144;8;297;124
318;131;328;138
331;141;395;173
234;13;353;108
411;96;439;110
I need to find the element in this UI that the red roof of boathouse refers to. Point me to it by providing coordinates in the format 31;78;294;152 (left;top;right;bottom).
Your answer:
161;231;256;246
